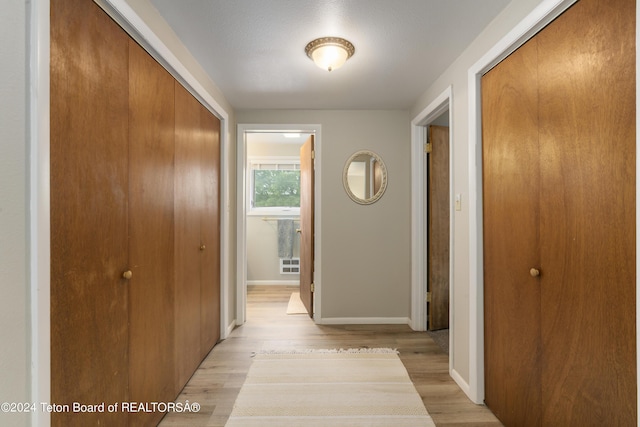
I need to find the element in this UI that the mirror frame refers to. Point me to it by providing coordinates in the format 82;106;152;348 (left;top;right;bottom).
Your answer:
342;150;388;205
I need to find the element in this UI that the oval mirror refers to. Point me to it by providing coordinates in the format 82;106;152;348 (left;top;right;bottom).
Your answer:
343;150;387;205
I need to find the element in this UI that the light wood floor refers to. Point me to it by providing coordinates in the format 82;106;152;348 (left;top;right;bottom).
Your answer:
159;285;503;426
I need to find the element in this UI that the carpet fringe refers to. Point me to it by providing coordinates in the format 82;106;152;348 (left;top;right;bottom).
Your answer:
252;348;398;357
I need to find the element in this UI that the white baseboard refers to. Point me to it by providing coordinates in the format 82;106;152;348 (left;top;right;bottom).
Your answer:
451;367;475;402
223;320;236;340
316;317;411;325
247;280;299;286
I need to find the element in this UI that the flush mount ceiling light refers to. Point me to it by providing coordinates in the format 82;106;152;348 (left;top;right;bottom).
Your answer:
305;37;355;72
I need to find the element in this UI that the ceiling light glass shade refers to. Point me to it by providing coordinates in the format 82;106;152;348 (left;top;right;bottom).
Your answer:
305;37;355;72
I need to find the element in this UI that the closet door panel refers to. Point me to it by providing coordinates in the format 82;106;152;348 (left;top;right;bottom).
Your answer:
537;0;636;424
200;107;221;356
482;38;541;426
128;40;176;427
174;83;204;391
50;0;129;425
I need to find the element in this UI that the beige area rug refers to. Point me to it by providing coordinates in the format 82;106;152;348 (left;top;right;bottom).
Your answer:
286;291;308;314
224;348;435;427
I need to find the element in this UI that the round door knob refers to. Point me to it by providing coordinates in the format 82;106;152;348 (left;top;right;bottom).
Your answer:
122;270;133;280
200;245;206;251
296;229;302;234
529;268;540;277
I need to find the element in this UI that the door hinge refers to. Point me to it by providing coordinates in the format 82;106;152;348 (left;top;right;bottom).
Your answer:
311;150;316;160
425;142;432;154
426;291;432;302
311;283;315;292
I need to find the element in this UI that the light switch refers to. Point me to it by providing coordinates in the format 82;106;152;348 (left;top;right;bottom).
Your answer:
455;194;462;211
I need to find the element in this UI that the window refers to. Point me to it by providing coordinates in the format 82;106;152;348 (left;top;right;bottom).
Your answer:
249;157;300;215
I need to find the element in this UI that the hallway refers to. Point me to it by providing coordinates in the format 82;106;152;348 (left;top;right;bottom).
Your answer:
160;286;502;426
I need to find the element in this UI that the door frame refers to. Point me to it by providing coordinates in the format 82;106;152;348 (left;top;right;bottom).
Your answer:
410;86;454;371
465;0;639;406
236;124;322;326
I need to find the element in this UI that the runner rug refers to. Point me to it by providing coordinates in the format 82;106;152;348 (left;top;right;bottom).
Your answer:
224;348;435;427
286;292;307;314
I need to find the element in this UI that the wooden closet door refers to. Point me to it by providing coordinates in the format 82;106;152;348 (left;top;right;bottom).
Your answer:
482;37;541;426
484;0;636;425
128;40;176;427
50;0;129;425
174;83;204;391
537;0;636;424
200;105;221;357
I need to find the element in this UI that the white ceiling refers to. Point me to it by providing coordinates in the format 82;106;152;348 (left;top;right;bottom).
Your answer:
149;0;512;110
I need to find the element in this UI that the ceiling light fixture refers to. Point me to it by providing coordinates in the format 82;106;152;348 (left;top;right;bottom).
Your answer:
305;37;355;72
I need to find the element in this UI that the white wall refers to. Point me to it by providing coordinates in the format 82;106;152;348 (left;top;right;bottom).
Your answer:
238;110;412;321
124;0;234;117
0;0;29;426
246;217;300;282
410;0;550;391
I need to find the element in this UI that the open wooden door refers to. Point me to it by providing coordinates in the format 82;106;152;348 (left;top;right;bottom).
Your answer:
427;125;450;330
299;136;315;317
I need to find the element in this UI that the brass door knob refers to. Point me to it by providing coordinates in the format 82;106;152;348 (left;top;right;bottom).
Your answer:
296;229;302;234
529;268;540;277
200;244;206;251
122;270;133;280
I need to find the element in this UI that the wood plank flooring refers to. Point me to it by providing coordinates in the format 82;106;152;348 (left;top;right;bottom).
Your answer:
159;285;502;426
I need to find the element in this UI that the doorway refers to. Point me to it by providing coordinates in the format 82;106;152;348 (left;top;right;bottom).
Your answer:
236;124;321;325
411;86;453;359
411;87;453;371
426;117;451;358
426;117;450;335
